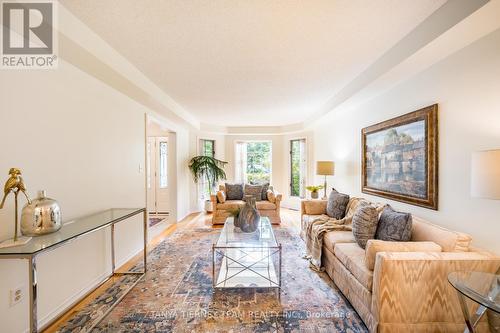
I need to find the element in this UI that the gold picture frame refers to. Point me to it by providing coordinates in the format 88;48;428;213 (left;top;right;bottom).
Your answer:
361;104;438;210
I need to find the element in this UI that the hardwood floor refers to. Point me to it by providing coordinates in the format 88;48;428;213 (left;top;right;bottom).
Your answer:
43;208;300;332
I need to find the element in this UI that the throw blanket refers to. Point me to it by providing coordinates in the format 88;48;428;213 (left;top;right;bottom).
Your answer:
304;198;367;271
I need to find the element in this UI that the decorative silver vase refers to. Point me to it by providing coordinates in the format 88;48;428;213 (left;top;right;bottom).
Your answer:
238;195;260;233
21;190;62;236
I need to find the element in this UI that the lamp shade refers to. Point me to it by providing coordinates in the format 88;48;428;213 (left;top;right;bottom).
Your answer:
317;161;335;176
471;149;500;199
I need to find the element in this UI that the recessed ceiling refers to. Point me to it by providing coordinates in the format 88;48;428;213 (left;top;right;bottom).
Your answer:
60;0;446;127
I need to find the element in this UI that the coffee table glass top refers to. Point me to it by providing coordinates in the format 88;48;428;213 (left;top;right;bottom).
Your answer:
448;271;500;313
215;216;278;248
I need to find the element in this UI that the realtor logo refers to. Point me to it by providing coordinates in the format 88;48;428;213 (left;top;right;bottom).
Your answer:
1;0;58;69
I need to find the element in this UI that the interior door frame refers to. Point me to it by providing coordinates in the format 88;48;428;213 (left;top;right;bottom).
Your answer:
144;114;178;225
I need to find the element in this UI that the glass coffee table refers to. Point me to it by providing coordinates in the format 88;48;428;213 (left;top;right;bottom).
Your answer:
448;271;499;333
212;217;281;294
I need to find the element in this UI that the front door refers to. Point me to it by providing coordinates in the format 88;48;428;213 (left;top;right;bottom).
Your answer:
147;137;169;214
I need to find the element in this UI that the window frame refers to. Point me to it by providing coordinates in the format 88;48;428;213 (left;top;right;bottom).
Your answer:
290;138;307;198
234;140;273;185
198;138;216;200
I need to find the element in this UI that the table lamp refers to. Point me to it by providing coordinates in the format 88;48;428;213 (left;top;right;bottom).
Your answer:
471;149;500;199
317;161;335;199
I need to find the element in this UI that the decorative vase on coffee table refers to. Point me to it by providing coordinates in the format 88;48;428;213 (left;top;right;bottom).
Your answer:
238;195;260;233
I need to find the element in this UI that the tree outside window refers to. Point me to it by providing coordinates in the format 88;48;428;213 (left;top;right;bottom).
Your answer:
235;141;272;184
290;139;306;197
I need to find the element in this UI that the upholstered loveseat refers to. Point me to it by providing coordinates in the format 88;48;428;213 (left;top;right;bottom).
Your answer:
301;198;500;333
211;184;282;225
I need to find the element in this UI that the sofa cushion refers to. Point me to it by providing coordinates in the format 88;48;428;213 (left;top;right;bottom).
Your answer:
225;183;244;200
352;203;379;249
323;230;356;253
256;201;276;210
411;216;472;252
364;240;442;270
216;190;226;203
334;243;373;291
216;200;245;210
244;184;263;201
375;205;412;242
326;190;350;219
303;200;327;215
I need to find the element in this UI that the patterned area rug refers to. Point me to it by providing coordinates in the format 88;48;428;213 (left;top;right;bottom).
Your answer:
149;213;169;227
57;221;367;333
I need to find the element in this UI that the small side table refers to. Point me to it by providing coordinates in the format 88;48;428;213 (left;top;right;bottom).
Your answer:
448;271;499;333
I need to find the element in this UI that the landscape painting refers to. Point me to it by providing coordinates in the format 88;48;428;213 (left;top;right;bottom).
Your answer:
362;105;438;210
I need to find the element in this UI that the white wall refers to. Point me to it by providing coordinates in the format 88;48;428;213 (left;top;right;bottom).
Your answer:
0;59;147;332
312;29;500;254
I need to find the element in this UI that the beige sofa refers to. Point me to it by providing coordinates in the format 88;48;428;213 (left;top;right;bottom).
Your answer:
211;185;282;225
301;198;500;333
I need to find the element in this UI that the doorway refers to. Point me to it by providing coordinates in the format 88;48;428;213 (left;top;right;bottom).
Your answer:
147;136;169;214
146;117;177;236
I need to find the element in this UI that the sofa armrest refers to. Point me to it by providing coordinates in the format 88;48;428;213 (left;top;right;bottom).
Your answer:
372;251;500;329
210;194;217;206
271;192;282;211
301;200;327;218
365;240;442;270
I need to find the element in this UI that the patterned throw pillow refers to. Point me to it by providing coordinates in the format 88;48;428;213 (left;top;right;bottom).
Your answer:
267;189;276;203
216;191;226;203
326;190;350;219
225;183;244;200
244;184;263;201
352;203;379;249
375;206;412;242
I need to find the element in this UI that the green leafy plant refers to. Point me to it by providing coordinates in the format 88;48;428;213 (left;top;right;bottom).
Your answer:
188;156;228;196
306;185;324;193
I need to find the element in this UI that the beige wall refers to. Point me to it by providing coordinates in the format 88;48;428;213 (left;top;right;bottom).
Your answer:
312;29;500;254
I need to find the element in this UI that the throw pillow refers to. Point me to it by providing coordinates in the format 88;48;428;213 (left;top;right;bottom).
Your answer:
326;190;350;219
375;206;413;242
225;183;244;200
267;189;276;203
244;184;263;201
261;183;270;200
216;191;226;204
352;203;379;249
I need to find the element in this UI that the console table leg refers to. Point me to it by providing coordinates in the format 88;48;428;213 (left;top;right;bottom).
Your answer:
28;255;37;333
111;223;116;274
143;211;148;273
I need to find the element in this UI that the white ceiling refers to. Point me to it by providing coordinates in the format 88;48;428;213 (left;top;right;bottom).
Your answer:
60;0;447;127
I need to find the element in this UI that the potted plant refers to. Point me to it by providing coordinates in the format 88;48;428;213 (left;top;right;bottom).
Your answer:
306;185;324;199
188;156;228;212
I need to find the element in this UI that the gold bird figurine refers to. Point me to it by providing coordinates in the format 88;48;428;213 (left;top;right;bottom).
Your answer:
0;168;32;209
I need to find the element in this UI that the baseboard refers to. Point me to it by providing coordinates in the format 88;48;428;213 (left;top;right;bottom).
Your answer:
38;271;110;331
114;246;145;272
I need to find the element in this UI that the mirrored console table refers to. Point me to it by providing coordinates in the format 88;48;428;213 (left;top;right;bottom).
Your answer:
0;208;147;333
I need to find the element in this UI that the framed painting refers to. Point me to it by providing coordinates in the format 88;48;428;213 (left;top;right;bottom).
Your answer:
361;104;438;210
